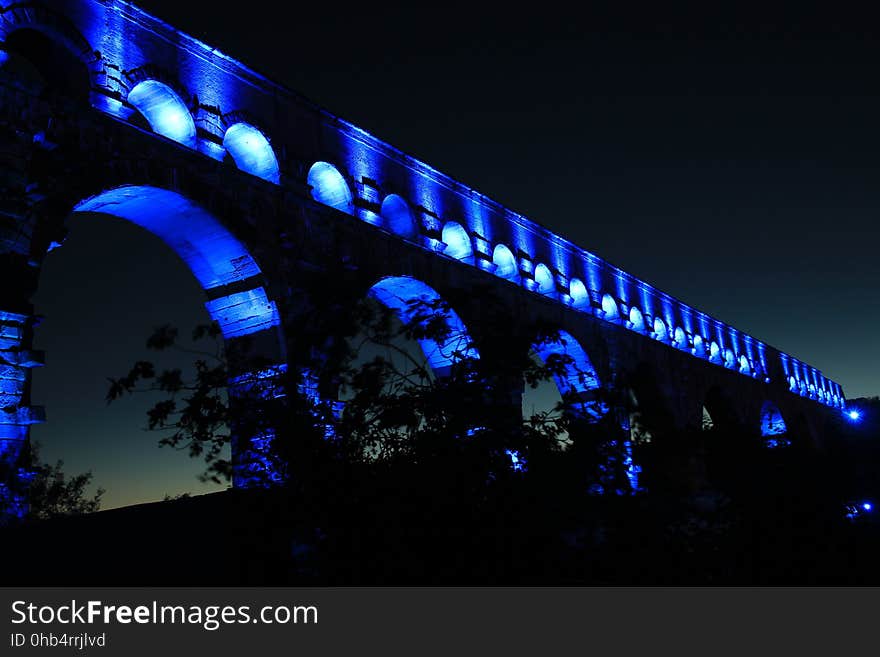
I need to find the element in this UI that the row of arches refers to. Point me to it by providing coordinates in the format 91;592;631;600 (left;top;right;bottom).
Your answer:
364;275;797;451
0;11;842;411
299;169;843;411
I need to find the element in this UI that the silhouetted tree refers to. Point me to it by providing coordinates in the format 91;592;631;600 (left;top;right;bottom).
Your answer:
0;441;104;522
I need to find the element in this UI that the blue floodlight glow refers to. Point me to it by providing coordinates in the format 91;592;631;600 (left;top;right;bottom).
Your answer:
863;502;872;512
127;79;196;148
223;122;280;184
534;263;555;295
629;306;646;333
847;409;861;421
673;327;689;350
709;341;721;364
760;401;787;437
505;449;527;473
653;317;668;342
532;330;602;419
492;244;518;280
74;186;279;338
368;276;479;374
205;288;280;339
601;293;619;321
441;222;473;263
380;194;418;238
308;161;354;213
569;277;589;308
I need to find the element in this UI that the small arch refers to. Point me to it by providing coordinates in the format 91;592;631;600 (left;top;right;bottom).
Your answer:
693;335;706;357
127;79;196;148
739;355;751;375
569;278;589;308
368;276;479;375
673;327;689;350
628;306;646;333
601;293;619;320
307;162;354;214
723;348;736;369
492;244;518;280
534;263;555;295
709;341;721;364
441;222;473;263
223;122;280;184
788;375;798;391
380;194;417;239
653;317;668;342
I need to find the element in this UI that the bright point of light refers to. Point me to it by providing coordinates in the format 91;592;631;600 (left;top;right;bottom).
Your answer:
864;502;873;512
847;410;861;421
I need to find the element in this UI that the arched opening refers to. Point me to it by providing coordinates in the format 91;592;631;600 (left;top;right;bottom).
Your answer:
693;335;707;357
336;276;482;460
739;355;751;375
380;194;418;239
760;401;789;448
127;80;196;148
307;162;353;214
653;317;668;342
673;327;689;350
569;278;589;309
628;306;646;333
492;244;518;280
788;375;798;392
367;276;478;377
441;222;473;263
709;341;721;364
534;263;555;296
31;185;283;508
601;293;619;320
1;27;90;101
529;330;602;422
223;122;280;184
723;348;736;369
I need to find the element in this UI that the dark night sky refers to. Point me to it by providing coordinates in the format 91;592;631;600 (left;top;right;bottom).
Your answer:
30;1;880;507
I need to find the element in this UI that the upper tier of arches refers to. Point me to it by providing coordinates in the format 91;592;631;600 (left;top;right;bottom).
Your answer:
0;0;844;410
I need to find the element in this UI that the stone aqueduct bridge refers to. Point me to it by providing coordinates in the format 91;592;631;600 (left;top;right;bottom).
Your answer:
0;0;846;500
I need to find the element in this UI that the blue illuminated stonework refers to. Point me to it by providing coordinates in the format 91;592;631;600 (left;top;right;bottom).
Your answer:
0;0;848;516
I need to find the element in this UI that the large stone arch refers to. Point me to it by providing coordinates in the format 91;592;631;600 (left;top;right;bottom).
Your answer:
365;275;480;378
0;2;99;101
71;185;283;345
527;328;603;422
2;181;288;514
